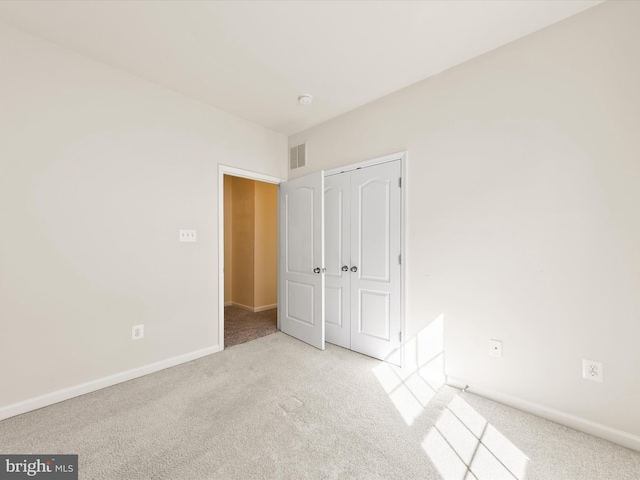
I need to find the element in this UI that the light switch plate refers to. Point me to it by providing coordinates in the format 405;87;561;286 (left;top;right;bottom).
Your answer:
179;229;197;242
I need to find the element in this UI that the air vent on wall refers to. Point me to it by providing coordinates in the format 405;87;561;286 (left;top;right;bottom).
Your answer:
290;143;306;170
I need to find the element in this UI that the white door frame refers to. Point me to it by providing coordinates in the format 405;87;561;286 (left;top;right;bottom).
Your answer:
217;164;285;351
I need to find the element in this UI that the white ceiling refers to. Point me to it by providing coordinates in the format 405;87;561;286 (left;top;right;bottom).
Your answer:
0;0;603;136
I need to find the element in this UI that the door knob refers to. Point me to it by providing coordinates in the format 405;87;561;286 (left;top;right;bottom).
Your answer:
314;267;321;274
351;266;358;272
341;265;349;272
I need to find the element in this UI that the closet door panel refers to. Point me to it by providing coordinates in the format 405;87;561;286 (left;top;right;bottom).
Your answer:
324;172;351;349
350;161;402;365
279;172;325;350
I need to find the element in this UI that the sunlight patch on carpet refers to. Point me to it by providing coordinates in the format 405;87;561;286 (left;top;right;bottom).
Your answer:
372;314;445;426
422;396;529;480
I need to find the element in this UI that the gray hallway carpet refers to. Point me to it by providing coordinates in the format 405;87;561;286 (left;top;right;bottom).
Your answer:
224;306;277;347
1;332;639;479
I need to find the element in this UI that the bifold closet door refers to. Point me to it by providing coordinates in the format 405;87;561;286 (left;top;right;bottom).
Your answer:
324;161;402;365
279;171;325;350
324;172;351;349
350;161;402;365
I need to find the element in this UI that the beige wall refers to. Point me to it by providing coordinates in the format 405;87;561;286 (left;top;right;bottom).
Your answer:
230;177;256;309
0;23;287;411
225;177;278;310
223;175;233;304
254;182;278;308
289;1;640;439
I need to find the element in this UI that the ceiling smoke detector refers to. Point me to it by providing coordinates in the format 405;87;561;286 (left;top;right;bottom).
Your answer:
298;94;313;106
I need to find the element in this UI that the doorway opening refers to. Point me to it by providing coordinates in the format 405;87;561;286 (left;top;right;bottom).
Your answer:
218;166;284;350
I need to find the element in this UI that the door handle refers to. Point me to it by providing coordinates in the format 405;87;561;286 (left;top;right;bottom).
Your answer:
314;267;321;274
341;265;349;272
351;266;358;272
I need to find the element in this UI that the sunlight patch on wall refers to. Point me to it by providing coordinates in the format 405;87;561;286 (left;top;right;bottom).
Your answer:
405;313;446;389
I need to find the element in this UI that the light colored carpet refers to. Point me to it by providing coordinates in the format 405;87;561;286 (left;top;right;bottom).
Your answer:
1;332;638;479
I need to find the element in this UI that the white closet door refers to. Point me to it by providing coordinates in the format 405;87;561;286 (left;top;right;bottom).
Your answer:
279;172;325;350
324;172;351;349
350;161;402;365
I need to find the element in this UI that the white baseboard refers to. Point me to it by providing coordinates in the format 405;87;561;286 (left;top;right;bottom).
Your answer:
446;376;640;452
254;303;277;312
230;302;254;312
224;302;232;307
228;302;277;313
0;344;222;422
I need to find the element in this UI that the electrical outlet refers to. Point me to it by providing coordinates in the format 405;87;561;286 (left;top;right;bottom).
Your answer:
582;359;603;383
179;230;197;242
489;339;503;358
132;324;144;340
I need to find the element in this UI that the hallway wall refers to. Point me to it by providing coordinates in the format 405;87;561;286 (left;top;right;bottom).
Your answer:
230;177;256;309
225;176;278;311
224;175;233;304
254;181;278;309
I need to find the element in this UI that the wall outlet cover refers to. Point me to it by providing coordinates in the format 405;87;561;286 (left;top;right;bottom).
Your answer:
489;339;503;358
582;359;603;383
132;324;144;340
